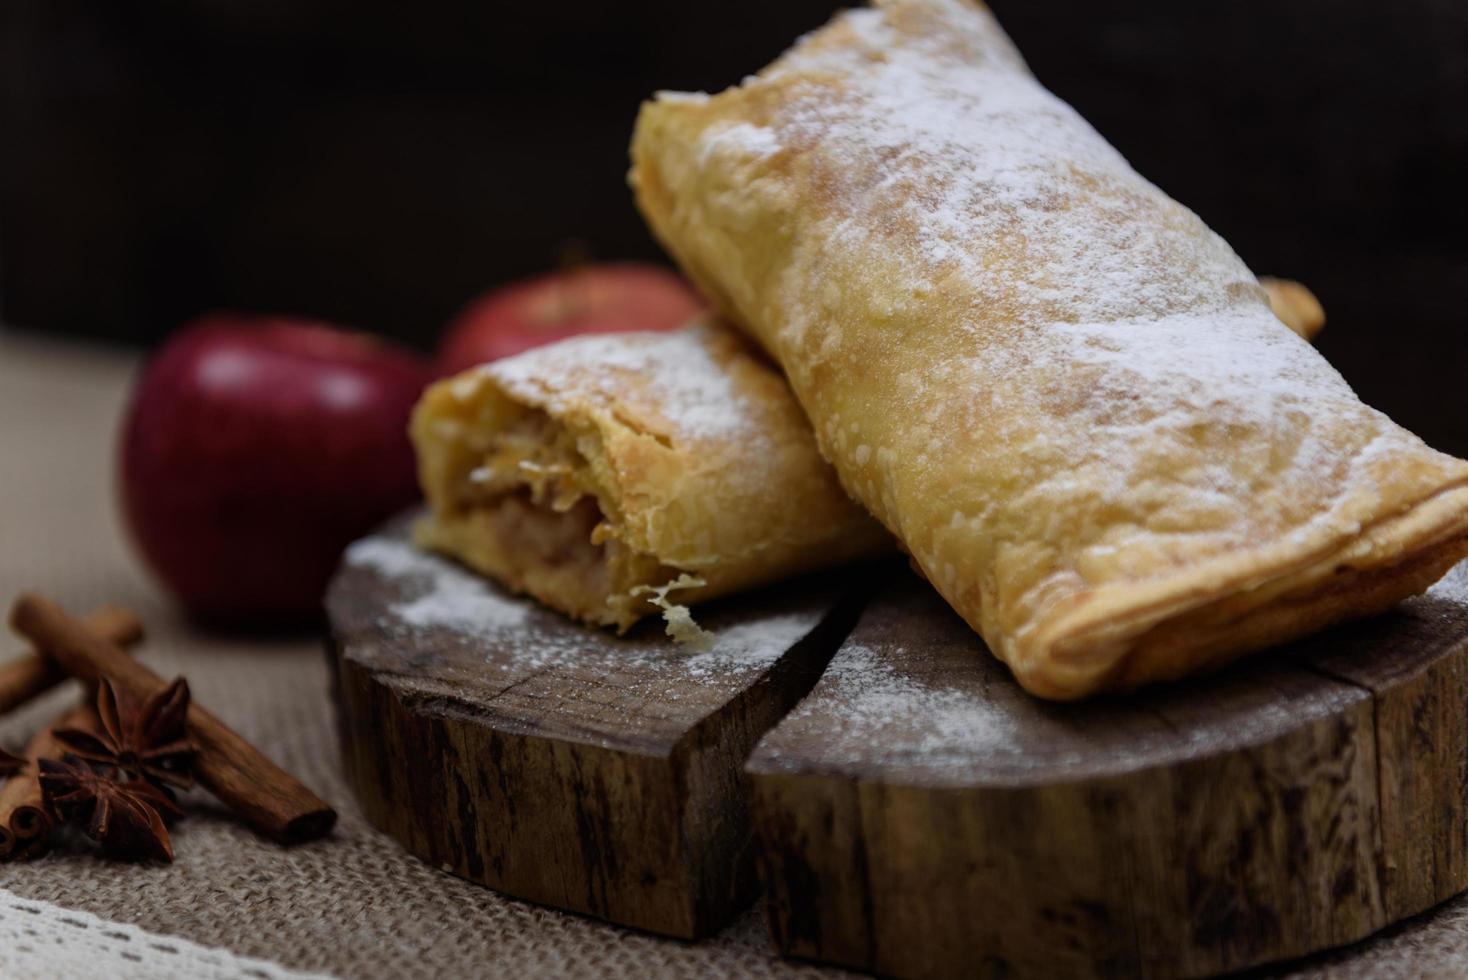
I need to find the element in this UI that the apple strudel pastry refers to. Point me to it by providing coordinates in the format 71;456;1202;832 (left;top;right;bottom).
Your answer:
411;319;891;634
629;0;1468;697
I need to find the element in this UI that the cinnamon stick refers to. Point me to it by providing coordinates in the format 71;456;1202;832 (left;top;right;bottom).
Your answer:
0;704;96;860
9;594;336;844
0;605;143;715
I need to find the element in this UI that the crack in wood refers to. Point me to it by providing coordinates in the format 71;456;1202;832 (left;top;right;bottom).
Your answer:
328;520;874;938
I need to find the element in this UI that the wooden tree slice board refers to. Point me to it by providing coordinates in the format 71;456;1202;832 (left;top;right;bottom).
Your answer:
325;519;864;938
747;561;1468;979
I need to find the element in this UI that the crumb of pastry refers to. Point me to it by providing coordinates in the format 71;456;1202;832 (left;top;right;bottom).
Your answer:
630;573;713;647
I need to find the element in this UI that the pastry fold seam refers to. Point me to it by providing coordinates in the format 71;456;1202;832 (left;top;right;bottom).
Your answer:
1032;482;1468;697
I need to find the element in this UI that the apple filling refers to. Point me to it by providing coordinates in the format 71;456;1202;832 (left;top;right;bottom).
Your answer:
427;409;684;630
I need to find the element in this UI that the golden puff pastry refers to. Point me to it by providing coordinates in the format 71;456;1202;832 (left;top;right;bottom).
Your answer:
630;0;1468;697
411;318;891;634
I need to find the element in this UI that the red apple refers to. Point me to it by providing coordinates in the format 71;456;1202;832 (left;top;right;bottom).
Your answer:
120;313;432;623
436;262;704;373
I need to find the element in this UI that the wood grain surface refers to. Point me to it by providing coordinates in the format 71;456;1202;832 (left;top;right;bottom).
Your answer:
326;518;865;938
747;561;1468;978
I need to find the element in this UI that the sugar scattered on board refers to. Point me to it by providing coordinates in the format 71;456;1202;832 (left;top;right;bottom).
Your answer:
345;538;529;633
343;536;818;683
1428;560;1468;605
773;642;1016;770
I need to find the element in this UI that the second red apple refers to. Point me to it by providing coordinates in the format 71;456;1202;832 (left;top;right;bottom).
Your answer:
436;262;704;373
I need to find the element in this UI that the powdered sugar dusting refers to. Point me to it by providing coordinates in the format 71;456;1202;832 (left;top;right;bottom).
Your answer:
1428;560;1468;604
730;0;1375;436
827;645;1009;762
701;123;781;161
343;535;820;682
746;0;1257;337
654;90;710;106
804;642;1017;766
345;537;530;633
681;613;816;679
478;323;757;444
753;583;1375;782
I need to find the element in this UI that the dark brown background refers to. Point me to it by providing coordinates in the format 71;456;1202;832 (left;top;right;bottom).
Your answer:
2;0;1465;454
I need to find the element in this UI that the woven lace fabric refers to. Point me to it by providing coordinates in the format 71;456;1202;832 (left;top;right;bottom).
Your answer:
0;889;331;979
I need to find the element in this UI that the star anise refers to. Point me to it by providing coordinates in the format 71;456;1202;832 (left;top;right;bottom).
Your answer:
38;754;182;862
53;676;196;790
0;747;24;777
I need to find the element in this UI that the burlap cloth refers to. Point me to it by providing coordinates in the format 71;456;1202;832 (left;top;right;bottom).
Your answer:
0;331;1464;979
